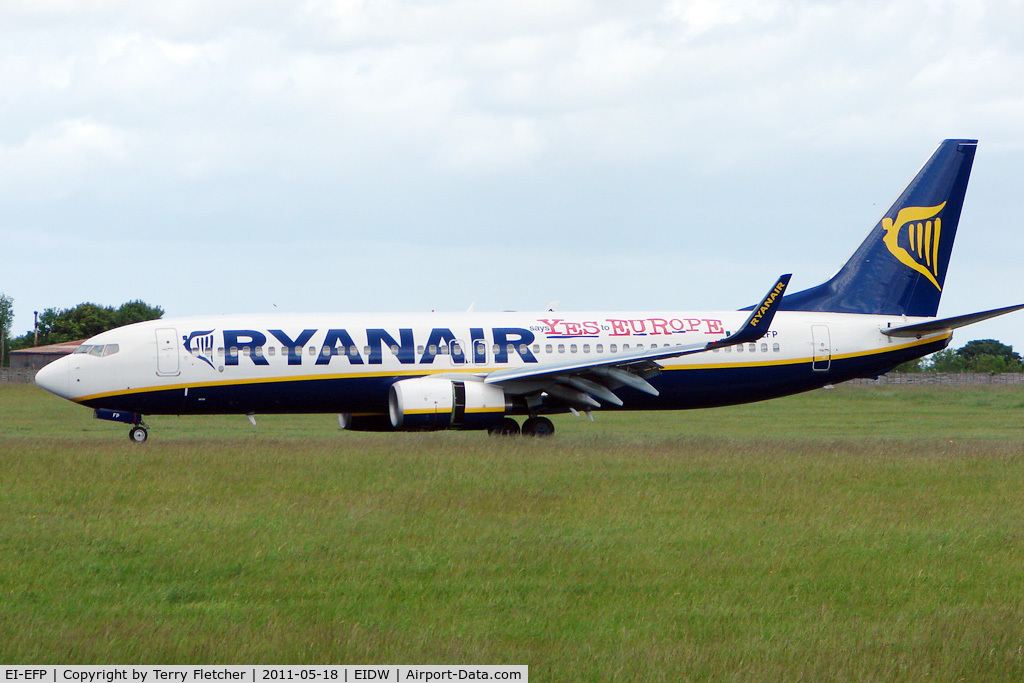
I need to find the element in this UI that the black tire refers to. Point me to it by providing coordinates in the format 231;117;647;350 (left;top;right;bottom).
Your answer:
521;416;555;437
488;417;521;436
128;426;148;443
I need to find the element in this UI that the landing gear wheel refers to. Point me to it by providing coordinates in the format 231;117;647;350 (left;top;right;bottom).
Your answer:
128;426;149;443
488;417;521;436
521;416;555;437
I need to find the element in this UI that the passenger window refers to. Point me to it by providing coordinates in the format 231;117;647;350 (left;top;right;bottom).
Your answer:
760;343;768;353
267;347;276;357
558;344;565;354
596;344;603;353
773;343;781;352
390;344;400;355
362;346;370;356
748;343;756;352
570;344;578;353
429;344;437;355
476;341;486;356
583;344;591;353
242;347;252;357
724;345;731;353
439;345;449;355
610;344;617;353
520;344;528;355
736;344;743;353
545;344;553;354
650;343;658;349
623;344;630;351
493;344;500;355
321;347;331;357
451;343;460;356
417;345;424;355
218;347;225;357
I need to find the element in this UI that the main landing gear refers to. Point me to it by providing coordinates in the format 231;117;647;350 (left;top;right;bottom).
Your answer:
488;416;555;437
128;425;149;443
522;416;555;437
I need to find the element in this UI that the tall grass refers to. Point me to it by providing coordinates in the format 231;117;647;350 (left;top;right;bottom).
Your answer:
1;383;1023;679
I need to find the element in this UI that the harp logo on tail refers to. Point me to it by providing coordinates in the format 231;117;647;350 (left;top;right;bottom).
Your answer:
881;202;946;290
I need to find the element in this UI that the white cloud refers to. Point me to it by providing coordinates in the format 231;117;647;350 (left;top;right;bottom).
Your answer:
1;0;1023;346
0;118;129;199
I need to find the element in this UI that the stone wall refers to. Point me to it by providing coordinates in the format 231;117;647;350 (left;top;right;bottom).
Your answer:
848;373;1024;385
1;368;38;383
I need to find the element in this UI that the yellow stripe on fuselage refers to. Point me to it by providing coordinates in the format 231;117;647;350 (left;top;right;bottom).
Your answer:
662;332;948;370
73;332;949;405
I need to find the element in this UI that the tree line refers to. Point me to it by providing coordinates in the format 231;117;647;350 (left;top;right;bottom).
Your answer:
0;294;163;366
894;339;1024;374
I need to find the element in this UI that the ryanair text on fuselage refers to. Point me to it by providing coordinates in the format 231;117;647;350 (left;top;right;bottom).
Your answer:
187;318;731;370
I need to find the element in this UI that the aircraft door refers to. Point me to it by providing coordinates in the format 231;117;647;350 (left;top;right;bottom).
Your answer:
450;339;484;366
811;324;831;371
473;338;488;365
449;340;466;367
156;328;181;377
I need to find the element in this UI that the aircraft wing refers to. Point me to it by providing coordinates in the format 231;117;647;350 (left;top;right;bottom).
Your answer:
881;303;1024;338
483;275;791;409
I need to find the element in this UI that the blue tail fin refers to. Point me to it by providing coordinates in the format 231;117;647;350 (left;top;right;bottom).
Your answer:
781;139;977;317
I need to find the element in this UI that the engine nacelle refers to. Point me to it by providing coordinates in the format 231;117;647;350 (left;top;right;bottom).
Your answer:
389;377;506;431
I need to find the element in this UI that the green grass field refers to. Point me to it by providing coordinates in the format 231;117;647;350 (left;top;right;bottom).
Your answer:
2;382;1024;679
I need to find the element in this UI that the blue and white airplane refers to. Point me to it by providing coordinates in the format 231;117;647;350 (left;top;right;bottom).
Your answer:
36;139;1022;441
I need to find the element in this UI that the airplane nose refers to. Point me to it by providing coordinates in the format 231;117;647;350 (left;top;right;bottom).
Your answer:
36;356;71;399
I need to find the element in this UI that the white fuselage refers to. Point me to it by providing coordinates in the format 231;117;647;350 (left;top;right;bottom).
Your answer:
35;310;950;417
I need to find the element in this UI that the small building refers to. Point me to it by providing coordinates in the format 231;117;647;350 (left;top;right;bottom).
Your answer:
10;340;84;371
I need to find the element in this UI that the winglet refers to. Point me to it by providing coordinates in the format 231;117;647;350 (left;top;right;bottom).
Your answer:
707;274;791;349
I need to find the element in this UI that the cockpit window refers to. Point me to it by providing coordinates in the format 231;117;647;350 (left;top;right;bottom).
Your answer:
74;344;119;357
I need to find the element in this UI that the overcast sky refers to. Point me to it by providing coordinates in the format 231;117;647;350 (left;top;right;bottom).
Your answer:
2;0;1023;351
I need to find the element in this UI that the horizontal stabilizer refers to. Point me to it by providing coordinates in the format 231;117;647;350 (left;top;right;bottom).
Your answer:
882;303;1024;338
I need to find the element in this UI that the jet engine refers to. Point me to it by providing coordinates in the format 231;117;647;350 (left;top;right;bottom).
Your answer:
389;377;507;431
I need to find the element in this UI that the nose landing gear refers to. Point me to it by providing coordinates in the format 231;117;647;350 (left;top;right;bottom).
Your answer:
94;408;149;443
